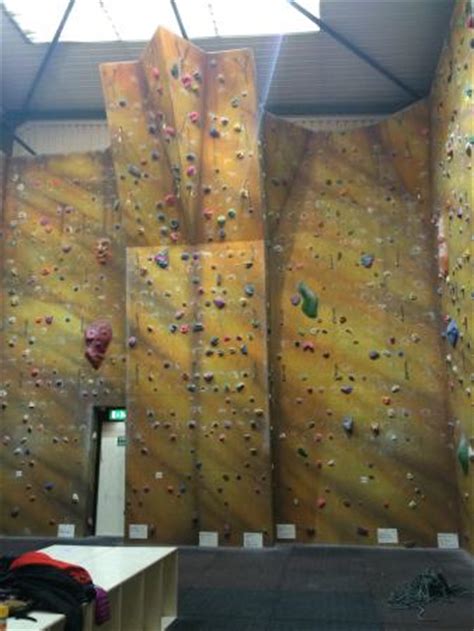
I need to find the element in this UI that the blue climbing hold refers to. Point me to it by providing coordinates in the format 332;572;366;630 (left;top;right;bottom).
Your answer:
445;319;459;347
360;254;375;268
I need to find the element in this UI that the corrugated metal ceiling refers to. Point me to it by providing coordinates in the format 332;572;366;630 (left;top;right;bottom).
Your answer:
1;0;454;119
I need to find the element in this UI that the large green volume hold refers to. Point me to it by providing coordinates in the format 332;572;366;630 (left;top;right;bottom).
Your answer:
298;282;319;319
457;435;469;475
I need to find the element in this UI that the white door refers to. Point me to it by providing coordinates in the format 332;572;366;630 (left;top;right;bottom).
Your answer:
95;421;125;536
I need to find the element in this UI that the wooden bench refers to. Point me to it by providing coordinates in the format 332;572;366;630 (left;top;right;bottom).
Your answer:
7;545;178;631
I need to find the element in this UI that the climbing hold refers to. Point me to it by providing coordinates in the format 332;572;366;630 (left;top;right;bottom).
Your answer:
209;128;220;138
217;215;226;225
360;254;375;268
290;294;301;306
186;165;197;177
302;341;315;352
44;482;54;491
203;372;214;383
370;422;380;436
181;74;193;89
188;111;200;124
170;63;179;78
128;336;137;348
154;250;169;269
297;282;319;318
297;447;308;458
127;164;141;178
84;320;112;369
214;297;226;309
95;238;111;265
445;319;459;347
342;416;354;434
369;351;380;360
317;497;326;509
244;284;255;297
227;208;236;218
357;526;369;537
340;386;353;395
457;435;469;474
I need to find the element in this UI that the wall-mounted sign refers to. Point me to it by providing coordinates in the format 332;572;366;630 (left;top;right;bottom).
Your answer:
108;408;127;421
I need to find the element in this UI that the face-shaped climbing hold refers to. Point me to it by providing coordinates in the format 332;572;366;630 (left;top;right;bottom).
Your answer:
84;320;113;369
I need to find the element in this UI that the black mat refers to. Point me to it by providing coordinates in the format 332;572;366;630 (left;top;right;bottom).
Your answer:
1;539;472;630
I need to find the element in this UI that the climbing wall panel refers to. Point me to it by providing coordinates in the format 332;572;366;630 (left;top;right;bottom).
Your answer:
101;27;264;247
126;241;272;545
1;151;125;536
264;101;460;546
431;0;473;550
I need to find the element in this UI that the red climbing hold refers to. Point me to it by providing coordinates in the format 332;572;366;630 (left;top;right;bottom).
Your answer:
84;320;113;369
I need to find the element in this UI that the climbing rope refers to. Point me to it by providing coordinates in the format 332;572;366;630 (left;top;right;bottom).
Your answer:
388;567;470;619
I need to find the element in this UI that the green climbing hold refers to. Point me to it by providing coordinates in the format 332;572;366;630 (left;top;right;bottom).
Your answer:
297;447;308;458
457;435;469;474
298;282;319;319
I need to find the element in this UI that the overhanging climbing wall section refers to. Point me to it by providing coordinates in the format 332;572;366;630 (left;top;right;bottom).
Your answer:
126;242;272;545
431;0;473;551
101;27;263;246
264;100;460;546
1;151;125;536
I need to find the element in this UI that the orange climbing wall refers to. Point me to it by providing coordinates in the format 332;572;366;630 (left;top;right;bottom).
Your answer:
1;11;470;548
101;28;271;544
431;0;473;551
1;151;125;535
264;100;460;546
126;242;272;544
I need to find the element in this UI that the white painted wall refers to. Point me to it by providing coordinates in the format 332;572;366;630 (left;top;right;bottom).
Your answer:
95;421;126;537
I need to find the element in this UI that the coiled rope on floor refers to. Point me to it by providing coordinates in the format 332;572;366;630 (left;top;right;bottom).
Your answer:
388;567;470;619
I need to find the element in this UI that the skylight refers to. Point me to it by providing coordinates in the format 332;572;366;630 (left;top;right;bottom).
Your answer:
4;0;320;43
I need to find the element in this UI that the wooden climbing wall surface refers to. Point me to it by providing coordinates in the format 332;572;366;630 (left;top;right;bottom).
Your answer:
431;0;473;551
126;242;272;545
264;100;460;546
1;151;125;536
101;28;270;544
101;27;263;247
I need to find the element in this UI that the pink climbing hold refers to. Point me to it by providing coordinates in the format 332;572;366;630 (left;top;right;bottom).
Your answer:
188;111;200;124
317;497;326;509
84;320;113;369
203;208;213;220
165;194;176;206
302;341;315;352
186;165;197;177
152;67;160;79
181;74;193;89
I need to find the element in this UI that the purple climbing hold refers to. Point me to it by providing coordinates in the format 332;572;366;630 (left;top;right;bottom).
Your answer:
341;386;353;395
445;319;459;347
210;336;219;346
360;254;375;268
342;416;354;434
214;297;226;309
369;350;380;360
154;250;169;269
209;128;220;138
203;372;214;382
44;482;54;491
128;336;138;348
290;294;301;306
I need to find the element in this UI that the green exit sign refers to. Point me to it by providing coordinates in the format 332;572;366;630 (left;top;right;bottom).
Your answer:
108;409;127;421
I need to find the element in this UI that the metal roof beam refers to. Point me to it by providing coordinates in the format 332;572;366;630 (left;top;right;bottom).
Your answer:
21;0;76;112
288;0;422;100
170;0;189;40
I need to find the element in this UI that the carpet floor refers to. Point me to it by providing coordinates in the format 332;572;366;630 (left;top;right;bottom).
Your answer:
1;538;472;630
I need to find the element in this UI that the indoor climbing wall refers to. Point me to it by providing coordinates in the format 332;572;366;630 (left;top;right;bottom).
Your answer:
264;100;460;546
431;0;473;551
126;242;271;544
101;28;272;544
1;151;125;536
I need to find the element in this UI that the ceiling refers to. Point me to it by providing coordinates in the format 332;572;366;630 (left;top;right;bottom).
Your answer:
1;0;454;124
